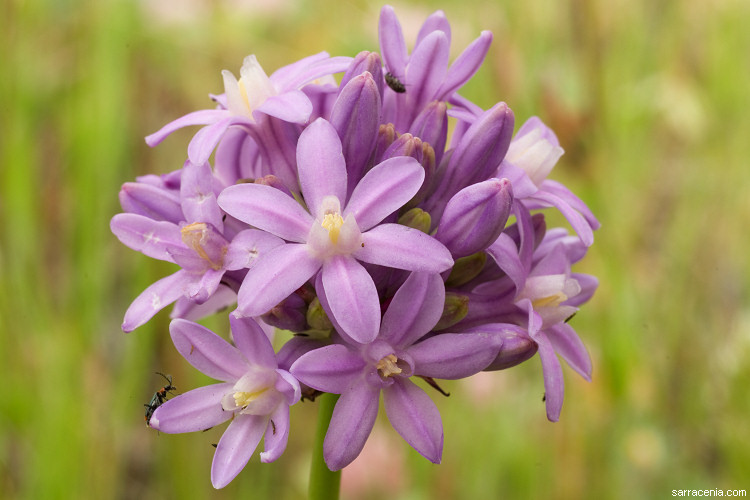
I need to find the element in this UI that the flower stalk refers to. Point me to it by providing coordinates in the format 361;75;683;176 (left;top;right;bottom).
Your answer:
309;393;341;500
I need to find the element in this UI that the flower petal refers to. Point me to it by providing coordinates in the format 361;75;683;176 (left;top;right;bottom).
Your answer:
290;344;366;393
535;331;564;422
218;183;314;242
260;404;290;463
378;5;408;74
188;116;247;166
170;318;250;381
296;118;348;217
211;414;267;488
545;323;592;382
150;382;234;433
437;30;493;100
224;229;285;271
324;379;380;471
119;182;182;222
180;161;223;230
110;213;182;262
344;156;424;231
409;332;503;379
355;224;453;273
229;314;277;369
380;272;445;348
122;270;194;332
237;244;321;316
405;30;450;110
383;378;443;463
255;90;312;124
145;109;228;147
321;256;380;344
528;190;594;247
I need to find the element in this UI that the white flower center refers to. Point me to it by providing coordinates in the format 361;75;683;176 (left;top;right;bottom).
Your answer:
221;369;283;416
307;196;362;258
222;55;277;120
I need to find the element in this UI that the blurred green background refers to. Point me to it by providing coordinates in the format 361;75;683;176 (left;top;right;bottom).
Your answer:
2;0;748;498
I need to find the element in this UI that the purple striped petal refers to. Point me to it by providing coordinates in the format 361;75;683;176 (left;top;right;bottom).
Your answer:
535;331;564;422
355;224;453;273
405;30;450;109
321;256;380;344
255;90;312;124
218;183;313;242
297;118;347;217
150;382;234;433
170;318;250;381
211;414;267;488
437;31;493;100
229;314;277;369
378;5;408;74
145;109;228;147
110;214;182;262
180;161;223;230
290;344;366;393
409;332;503;379
383;378;442;463
237;244;321;316
344;156;424;231
122;270;194;332
380;272;444;348
324;379;380;471
260;404;290;463
545;323;592;381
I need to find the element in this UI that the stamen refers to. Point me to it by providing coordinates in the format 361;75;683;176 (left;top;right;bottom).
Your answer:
181;222;224;270
232;388;268;409
321;213;344;244
532;292;568;309
376;354;402;378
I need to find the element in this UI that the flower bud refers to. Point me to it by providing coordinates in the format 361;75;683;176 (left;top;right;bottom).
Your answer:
434;292;469;330
261;293;307;332
398;208;432;234
445;251;486;287
305;297;333;333
484;332;537;371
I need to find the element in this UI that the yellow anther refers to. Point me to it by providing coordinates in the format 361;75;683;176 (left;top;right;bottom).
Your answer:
376;354;402;378
321;213;345;244
233;389;267;409
532;292;568;309
181;222;224;270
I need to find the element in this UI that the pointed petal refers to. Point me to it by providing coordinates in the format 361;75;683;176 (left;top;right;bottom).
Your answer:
416;10;451;46
180;161;223;229
229;314;277;369
409;332;503;379
486;233;526;293
535;331;564;422
545;323;592;381
383;378;442;463
344;156;424;231
218;183;313;242
437;31;493;100
291;344;366;393
378;5;408;73
321;256;380;344
540;179;600;230
110;214;182;262
171;284;236;322
187;268;224;304
255;90;312;124
355;224;453;273
405;30;450;109
297;118;347;217
122;271;194;332
170;318;249;381
145;109;228;147
380;272;444;347
275;56;353;92
324;380;380;471
260;404;290;463
149;383;234;433
237;244;321;316
211;414;267;488
528;190;594;247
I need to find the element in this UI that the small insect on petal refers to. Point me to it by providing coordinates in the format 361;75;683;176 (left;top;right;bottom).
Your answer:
144;372;177;427
385;72;406;93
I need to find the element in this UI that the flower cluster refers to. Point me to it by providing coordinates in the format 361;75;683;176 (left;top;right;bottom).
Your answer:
113;5;599;488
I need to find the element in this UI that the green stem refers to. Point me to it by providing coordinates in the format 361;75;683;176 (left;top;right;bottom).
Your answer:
309;392;341;500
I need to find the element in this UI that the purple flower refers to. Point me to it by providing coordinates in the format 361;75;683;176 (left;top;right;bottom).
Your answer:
217;117;453;343
111;161;284;331
150;315;300;488
291;272;503;470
